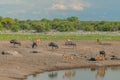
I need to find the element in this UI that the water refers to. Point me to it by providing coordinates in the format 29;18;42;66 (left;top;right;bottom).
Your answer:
26;67;120;80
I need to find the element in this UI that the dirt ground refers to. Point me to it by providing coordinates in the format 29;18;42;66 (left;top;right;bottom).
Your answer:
0;39;120;80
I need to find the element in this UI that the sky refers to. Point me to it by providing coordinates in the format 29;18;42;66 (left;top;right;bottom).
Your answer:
0;0;120;21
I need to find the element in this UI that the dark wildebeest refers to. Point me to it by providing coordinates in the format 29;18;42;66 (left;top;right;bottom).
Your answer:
32;38;40;48
32;42;37;48
48;42;59;49
65;41;76;47
89;57;96;61
10;39;21;46
99;50;106;57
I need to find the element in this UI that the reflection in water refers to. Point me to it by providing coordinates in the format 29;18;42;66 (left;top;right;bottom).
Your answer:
63;70;75;78
91;67;106;78
26;67;120;80
48;72;58;78
96;67;106;78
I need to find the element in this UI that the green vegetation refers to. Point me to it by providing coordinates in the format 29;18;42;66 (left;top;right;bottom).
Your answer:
0;33;120;40
0;16;119;40
0;16;120;32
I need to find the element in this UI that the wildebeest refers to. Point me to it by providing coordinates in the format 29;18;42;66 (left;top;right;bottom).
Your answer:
89;57;96;61
99;50;106;57
65;41;76;47
32;42;37;48
48;42;59;49
10;39;21;46
32;38;40;48
96;50;106;60
64;38;76;47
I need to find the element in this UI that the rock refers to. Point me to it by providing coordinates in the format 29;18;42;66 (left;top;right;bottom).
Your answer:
110;55;120;60
88;57;96;61
1;51;22;57
31;50;41;53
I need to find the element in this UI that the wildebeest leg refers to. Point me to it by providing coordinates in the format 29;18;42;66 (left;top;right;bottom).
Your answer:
32;44;34;48
19;43;21;46
32;42;37;48
12;43;17;48
73;45;76;48
52;46;53;49
13;43;16;46
56;46;58;49
32;43;34;48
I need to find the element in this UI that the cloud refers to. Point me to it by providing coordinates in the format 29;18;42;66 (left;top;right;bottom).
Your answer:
50;0;91;11
0;0;91;19
0;0;91;14
51;4;67;10
69;3;87;11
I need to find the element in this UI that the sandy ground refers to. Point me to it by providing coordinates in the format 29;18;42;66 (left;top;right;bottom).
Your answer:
0;39;120;80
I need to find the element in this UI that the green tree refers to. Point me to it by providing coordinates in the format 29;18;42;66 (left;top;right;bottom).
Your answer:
19;23;31;30
57;21;76;32
83;25;95;31
66;16;79;22
0;23;4;31
0;16;3;22
51;18;62;30
10;25;20;32
31;21;47;32
1;17;15;29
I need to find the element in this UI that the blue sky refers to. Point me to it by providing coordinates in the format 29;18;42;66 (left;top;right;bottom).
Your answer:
0;0;120;21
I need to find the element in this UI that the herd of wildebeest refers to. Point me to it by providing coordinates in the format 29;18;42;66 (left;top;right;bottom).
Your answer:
9;38;120;61
9;38;76;49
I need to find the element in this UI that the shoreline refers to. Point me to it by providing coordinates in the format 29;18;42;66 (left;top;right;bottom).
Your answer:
23;60;120;80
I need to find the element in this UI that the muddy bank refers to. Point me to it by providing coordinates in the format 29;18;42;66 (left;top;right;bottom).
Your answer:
0;40;120;80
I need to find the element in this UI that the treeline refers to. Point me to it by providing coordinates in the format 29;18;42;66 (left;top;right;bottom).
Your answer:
0;16;120;32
